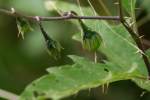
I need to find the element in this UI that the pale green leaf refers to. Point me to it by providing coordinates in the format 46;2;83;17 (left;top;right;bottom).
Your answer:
20;55;135;100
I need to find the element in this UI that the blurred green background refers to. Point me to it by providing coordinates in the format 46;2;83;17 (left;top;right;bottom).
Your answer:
0;0;150;100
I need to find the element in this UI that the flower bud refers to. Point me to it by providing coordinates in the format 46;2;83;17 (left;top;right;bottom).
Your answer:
37;20;63;59
78;19;102;51
46;39;63;59
82;29;102;51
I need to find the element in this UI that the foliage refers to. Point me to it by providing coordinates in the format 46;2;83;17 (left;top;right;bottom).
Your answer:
0;0;150;100
17;0;150;100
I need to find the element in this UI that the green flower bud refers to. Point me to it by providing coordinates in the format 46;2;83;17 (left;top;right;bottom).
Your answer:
38;21;63;59
79;19;102;51
83;30;102;51
46;39;63;59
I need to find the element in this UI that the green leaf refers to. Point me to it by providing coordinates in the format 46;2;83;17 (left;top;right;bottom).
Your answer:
16;17;33;39
44;0;94;16
10;0;47;15
146;48;150;58
122;0;136;16
20;55;135;100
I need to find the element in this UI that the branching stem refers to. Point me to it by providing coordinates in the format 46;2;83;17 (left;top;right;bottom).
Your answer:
118;0;150;78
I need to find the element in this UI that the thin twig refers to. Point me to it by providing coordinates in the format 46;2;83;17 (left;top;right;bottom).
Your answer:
0;9;120;21
0;89;19;100
118;0;150;78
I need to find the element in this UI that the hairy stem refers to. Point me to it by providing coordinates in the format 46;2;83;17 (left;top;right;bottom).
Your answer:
118;0;150;78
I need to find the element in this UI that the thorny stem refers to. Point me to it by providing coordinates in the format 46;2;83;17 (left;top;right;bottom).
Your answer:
118;0;150;79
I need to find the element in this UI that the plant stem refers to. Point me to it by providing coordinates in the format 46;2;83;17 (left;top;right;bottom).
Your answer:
118;0;150;78
0;89;19;100
118;0;123;22
0;9;120;21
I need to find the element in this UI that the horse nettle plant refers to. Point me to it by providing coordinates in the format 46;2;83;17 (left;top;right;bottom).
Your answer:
0;0;150;100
